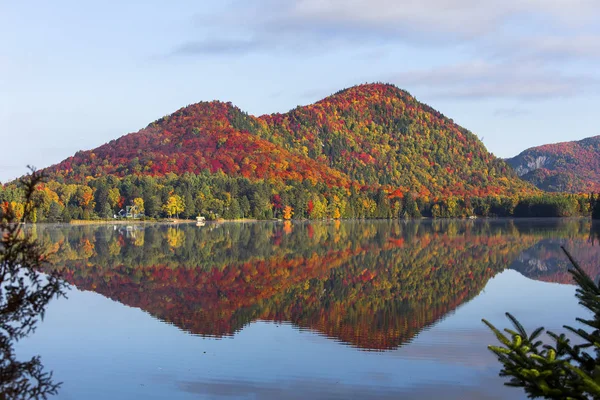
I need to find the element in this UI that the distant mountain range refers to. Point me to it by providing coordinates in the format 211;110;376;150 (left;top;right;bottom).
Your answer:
507;136;600;193
44;83;533;198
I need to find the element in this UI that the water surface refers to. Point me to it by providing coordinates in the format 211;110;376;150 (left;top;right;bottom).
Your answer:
17;219;600;399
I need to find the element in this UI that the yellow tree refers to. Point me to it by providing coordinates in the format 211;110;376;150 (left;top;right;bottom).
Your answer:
282;205;294;220
162;195;185;219
133;197;145;215
108;188;121;209
333;207;341;219
7;202;25;221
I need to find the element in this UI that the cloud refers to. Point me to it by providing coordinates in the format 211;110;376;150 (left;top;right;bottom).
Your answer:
494;107;530;117
177;376;517;400
186;0;600;47
286;0;600;36
169;0;600;65
515;35;600;61
166;0;600;103
168;1;600;58
171;39;264;56
390;61;598;100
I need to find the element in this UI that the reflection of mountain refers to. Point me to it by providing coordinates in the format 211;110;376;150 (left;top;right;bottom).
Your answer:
37;220;598;351
510;238;600;284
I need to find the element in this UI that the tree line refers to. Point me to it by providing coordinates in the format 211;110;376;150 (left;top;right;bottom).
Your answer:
0;172;594;222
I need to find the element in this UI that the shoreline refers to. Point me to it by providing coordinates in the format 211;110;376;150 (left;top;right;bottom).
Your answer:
27;215;593;226
68;219;196;225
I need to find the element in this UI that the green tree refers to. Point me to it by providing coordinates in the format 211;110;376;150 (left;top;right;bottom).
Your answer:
144;195;160;218
182;192;195;219
224;198;241;219
483;247;600;399
402;195;421;219
592;193;600;220
240;196;251;219
95;201;112;219
46;201;63;223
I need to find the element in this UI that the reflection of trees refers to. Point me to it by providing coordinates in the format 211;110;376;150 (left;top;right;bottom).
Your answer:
38;219;598;351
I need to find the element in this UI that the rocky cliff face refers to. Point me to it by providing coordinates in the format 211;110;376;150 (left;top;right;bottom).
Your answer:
506;135;600;192
512;155;552;177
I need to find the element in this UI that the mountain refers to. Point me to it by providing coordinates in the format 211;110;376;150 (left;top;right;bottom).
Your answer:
45;83;533;198
506;135;600;193
50;101;351;188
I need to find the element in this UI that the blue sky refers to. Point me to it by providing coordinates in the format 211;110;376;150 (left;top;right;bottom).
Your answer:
1;0;599;182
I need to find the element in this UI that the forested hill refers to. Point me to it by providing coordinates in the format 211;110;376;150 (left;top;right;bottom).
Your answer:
259;84;530;198
44;83;533;199
506;135;600;193
48;101;351;188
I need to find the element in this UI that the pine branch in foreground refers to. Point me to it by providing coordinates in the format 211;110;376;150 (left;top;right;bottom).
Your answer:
483;246;600;399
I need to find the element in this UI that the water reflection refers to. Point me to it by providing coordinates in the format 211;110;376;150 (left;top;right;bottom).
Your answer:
34;219;599;352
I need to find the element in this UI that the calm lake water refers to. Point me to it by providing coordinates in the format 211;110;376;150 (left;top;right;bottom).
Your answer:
16;219;600;399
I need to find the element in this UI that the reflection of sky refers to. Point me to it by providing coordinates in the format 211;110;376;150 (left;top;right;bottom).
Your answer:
16;269;583;400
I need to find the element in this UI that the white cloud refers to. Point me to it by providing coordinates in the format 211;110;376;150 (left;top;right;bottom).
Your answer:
286;0;600;37
392;61;597;99
171;0;600;101
519;35;600;60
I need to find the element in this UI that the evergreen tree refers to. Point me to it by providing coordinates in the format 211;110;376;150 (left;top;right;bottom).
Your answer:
240;196;251;219
144;195;160;219
224;198;241;219
483;247;600;399
60;205;72;223
47;201;63;223
183;192;195;219
99;201;113;219
402;195;421;219
592;193;600;220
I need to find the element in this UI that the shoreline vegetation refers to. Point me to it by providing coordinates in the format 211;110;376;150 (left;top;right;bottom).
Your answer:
68;219;195;225
1;171;597;224
25;215;597;226
66;217;261;225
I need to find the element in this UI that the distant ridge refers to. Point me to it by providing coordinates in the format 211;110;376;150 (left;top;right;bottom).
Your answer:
506;135;600;193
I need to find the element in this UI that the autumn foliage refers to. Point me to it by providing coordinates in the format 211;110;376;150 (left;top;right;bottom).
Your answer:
507;135;600;193
35;220;597;350
40;83;534;200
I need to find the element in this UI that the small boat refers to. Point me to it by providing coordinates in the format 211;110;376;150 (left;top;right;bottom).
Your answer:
196;216;206;226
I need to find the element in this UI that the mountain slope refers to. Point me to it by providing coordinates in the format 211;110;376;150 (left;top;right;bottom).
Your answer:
49;101;351;187
507;135;600;193
44;83;534;198
260;84;532;197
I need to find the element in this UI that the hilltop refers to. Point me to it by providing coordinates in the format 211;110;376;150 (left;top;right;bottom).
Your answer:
45;83;533;199
506;135;600;193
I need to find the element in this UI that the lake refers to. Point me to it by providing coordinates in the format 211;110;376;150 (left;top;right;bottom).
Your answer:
16;219;600;399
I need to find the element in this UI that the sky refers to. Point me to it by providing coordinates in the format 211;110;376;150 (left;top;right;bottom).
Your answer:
1;0;599;182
